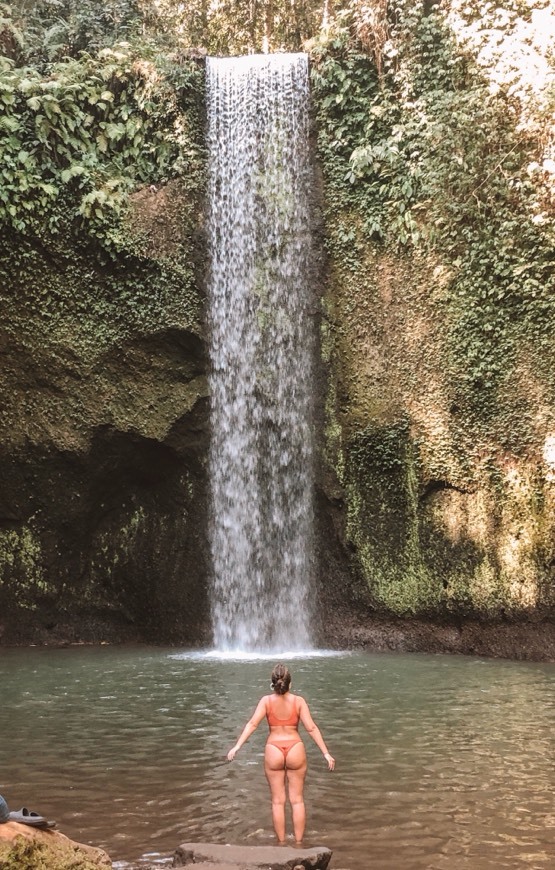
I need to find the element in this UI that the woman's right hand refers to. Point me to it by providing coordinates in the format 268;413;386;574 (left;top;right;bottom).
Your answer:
227;746;238;762
324;752;335;770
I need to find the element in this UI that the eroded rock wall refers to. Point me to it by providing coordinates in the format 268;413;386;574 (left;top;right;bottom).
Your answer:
0;182;210;645
312;1;555;652
319;242;555;619
2;0;555;657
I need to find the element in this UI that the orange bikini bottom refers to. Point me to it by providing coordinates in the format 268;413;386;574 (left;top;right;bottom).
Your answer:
267;738;303;762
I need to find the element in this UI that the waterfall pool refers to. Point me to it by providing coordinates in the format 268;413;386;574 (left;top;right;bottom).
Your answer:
0;646;553;869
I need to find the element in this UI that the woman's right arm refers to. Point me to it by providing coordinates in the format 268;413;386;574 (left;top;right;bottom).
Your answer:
227;697;268;761
299;697;335;770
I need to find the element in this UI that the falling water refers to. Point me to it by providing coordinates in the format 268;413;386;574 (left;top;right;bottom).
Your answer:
206;54;315;653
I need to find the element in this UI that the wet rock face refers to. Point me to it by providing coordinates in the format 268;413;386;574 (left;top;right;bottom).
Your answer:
318;244;555;641
0;410;210;645
0;182;212;646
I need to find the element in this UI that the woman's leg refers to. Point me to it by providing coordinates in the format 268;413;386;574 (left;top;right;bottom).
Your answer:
264;744;287;843
285;742;307;844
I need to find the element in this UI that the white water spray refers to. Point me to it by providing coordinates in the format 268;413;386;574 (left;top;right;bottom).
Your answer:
206;54;315;653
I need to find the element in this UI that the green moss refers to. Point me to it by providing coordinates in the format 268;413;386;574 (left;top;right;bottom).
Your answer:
342;421;438;615
312;1;555;436
0;837;107;870
0;40;206;456
338;417;554;617
314;0;555;621
0;526;46;607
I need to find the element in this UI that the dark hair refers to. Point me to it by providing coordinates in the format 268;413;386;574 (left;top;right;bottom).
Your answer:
271;663;291;695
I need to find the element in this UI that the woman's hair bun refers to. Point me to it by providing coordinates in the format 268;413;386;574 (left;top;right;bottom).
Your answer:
271;664;291;695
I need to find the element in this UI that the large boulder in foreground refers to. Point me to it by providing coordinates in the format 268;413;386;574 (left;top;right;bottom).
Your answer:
0;820;111;868
173;842;333;869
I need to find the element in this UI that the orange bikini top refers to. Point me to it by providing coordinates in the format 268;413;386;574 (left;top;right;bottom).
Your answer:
266;695;300;727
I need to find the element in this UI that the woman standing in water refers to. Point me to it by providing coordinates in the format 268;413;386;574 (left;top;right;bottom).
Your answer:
227;663;335;845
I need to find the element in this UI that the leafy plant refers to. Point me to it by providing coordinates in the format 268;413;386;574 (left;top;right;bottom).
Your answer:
1;0;142;64
0;40;205;249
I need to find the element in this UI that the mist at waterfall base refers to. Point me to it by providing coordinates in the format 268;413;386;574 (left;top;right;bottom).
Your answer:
1;646;554;870
206;54;316;656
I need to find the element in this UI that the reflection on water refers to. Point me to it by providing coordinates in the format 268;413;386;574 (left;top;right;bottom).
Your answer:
0;647;553;869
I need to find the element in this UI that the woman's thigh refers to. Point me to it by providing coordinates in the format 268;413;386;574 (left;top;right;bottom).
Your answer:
265;744;287;798
285;743;307;799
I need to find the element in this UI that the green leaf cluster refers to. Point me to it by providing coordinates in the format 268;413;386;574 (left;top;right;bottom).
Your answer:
0;0;143;64
0;41;205;248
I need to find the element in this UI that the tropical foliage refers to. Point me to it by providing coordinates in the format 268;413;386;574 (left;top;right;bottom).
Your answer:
0;2;204;249
312;0;555;424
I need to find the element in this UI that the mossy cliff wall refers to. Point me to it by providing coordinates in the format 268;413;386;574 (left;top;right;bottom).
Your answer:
0;44;210;644
2;0;555;656
312;0;555;653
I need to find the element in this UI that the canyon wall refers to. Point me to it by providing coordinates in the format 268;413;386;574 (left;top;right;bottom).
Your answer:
0;46;211;643
1;0;554;656
313;1;555;656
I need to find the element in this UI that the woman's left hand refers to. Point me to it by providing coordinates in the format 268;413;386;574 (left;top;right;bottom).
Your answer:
324;752;335;770
227;747;238;762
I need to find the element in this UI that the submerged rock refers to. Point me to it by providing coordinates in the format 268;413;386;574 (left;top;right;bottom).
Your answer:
173;842;332;869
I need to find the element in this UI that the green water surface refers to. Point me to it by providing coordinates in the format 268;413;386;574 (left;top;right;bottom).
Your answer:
0;647;553;869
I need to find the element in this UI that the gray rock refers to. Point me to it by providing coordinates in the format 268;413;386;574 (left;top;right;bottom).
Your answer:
175;864;243;870
173;842;333;870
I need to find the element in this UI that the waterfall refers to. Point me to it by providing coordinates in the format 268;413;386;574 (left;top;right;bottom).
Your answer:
206;54;315;653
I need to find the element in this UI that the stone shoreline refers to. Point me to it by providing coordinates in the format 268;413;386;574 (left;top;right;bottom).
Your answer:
0;828;340;870
323;611;555;662
2;613;555;663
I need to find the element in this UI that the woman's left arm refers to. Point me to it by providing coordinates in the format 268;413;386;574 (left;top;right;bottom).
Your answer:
227;697;268;761
299;697;335;770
